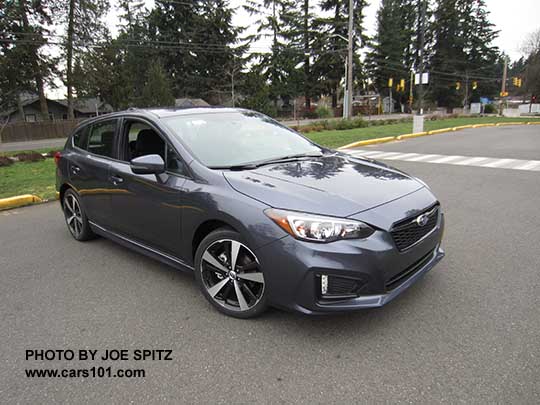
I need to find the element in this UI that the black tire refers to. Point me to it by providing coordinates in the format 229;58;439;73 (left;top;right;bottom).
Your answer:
62;189;95;241
194;229;268;319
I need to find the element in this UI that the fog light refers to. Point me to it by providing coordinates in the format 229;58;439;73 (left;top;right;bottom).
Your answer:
321;275;328;295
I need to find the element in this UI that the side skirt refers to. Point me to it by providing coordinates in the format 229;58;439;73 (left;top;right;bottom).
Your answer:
89;221;194;273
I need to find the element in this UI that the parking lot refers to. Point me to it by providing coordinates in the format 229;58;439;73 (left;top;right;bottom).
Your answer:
1;125;539;403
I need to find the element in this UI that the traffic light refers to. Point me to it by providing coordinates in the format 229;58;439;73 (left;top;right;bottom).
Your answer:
532;95;537;103
500;91;508;97
455;82;461;90
512;77;518;86
472;81;478;90
388;78;393;88
399;79;405;92
517;78;522;88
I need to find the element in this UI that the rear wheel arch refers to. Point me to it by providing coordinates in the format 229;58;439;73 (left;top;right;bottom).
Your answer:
59;183;73;207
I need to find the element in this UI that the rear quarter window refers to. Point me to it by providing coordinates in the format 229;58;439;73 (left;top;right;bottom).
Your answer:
72;126;89;149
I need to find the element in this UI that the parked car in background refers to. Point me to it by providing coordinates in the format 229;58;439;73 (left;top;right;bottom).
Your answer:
56;107;444;318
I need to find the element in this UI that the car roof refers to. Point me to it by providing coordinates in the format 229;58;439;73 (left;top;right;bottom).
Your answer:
71;107;255;133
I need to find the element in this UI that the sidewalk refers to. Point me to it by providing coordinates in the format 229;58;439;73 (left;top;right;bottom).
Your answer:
0;137;67;152
0;113;412;152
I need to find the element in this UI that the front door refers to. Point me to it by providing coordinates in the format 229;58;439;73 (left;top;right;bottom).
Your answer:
108;118;187;259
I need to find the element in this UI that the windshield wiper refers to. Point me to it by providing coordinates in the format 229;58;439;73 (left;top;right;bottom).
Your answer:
211;152;324;171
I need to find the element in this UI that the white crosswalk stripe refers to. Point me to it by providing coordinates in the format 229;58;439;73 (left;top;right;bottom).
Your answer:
346;149;540;172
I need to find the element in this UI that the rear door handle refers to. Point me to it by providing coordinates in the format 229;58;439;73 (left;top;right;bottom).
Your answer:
110;175;124;185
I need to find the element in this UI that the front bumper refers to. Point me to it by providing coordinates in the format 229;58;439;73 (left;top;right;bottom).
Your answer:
255;210;445;315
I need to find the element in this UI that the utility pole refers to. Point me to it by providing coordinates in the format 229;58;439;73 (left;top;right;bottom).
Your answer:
412;0;427;134
346;0;354;120
463;72;469;110
499;58;508;115
409;70;414;112
417;0;427;115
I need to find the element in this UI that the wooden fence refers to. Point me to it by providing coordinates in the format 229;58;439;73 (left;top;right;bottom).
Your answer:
0;119;85;143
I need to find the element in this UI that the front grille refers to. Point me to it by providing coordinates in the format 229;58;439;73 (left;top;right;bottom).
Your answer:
385;249;435;290
390;204;439;251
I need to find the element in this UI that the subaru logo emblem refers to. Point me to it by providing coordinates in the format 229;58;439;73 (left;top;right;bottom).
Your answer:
416;214;429;227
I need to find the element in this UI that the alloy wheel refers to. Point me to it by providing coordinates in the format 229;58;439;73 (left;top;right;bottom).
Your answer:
64;194;83;238
200;239;265;312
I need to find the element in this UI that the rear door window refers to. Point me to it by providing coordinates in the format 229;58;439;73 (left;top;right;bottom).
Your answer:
87;120;117;158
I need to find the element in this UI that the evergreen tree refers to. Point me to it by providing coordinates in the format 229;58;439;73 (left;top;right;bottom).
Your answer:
244;0;302;109
141;60;175;107
63;0;109;118
316;0;368;108
149;0;245;103
430;0;499;108
0;0;58;119
366;0;417;107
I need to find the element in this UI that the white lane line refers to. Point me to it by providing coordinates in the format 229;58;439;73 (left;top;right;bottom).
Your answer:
513;161;540;171
452;156;490;166
428;155;467;164
345;149;540;172
361;152;404;159
351;150;383;157
382;153;422;160
404;154;442;162
480;158;518;168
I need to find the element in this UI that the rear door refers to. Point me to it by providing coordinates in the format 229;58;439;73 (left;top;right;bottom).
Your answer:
68;119;118;225
108;118;187;259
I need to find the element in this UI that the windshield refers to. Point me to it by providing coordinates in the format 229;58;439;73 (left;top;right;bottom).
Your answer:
163;111;321;168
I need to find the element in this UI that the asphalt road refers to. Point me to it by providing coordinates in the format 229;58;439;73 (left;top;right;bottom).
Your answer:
1;126;539;403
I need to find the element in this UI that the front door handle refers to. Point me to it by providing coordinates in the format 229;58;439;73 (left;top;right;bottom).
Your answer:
110;175;124;185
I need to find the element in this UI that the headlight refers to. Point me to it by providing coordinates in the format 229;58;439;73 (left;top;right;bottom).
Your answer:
264;209;375;243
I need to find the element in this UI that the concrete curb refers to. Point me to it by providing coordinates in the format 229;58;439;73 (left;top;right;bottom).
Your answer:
338;121;534;150
0;194;43;210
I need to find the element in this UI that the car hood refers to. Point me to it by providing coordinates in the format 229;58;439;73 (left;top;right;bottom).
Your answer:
223;154;424;217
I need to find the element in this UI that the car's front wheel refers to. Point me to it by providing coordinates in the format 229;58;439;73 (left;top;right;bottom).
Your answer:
194;229;268;318
62;189;95;241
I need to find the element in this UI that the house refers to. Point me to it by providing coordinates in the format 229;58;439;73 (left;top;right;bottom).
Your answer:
174;98;210;108
0;93;113;123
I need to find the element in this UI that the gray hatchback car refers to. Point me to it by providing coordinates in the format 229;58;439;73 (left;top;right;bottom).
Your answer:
56;108;444;318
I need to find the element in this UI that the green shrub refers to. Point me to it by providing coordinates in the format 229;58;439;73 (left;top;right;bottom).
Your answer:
0;156;14;167
315;105;333;118
483;104;496;114
13;152;45;162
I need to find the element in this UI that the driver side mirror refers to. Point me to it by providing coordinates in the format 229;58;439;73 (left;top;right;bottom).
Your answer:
130;154;165;175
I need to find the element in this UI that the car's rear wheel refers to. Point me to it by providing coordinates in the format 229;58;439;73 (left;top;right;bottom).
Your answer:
194;229;268;318
63;189;95;241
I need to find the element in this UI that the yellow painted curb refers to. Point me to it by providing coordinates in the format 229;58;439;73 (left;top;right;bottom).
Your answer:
452;125;474;131
495;122;527;126
427;127;454;135
339;136;396;150
396;132;428;140
527;121;540;125
471;123;496;128
0;194;43;210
